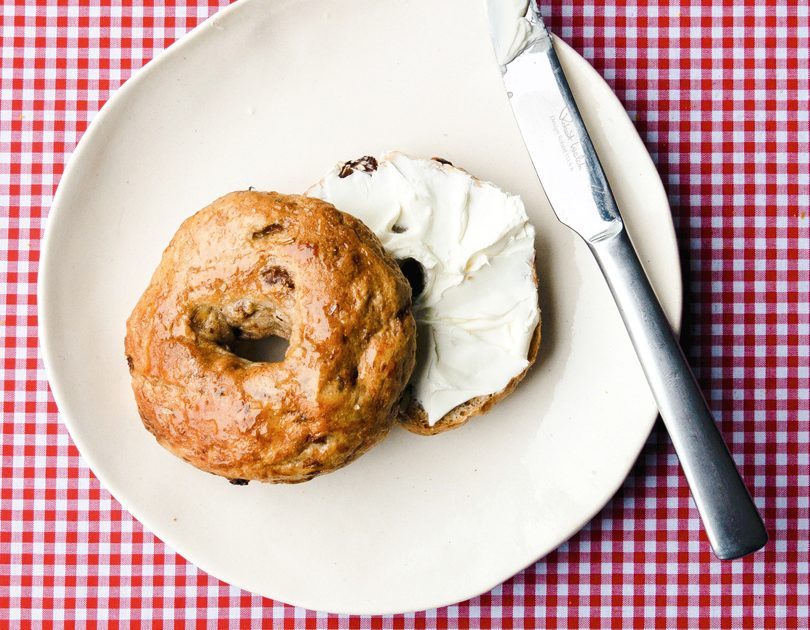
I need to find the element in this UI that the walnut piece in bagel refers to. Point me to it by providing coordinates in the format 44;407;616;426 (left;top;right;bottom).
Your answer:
125;191;416;483
307;152;541;435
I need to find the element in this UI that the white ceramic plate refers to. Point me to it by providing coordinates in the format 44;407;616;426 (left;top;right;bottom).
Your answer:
40;0;682;615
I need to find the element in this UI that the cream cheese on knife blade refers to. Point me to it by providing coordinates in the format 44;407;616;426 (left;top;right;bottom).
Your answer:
307;152;540;426
487;0;545;67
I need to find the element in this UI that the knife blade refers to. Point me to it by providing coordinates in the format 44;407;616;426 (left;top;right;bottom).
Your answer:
488;0;768;560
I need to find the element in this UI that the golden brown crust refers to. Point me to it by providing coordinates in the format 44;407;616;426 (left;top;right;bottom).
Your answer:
398;267;541;436
125;192;416;483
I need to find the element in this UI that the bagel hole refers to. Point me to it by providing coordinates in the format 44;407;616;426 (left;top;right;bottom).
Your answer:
398;258;425;300
231;335;290;364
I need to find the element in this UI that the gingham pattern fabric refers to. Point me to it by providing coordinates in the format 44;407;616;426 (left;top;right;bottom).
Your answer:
1;0;807;626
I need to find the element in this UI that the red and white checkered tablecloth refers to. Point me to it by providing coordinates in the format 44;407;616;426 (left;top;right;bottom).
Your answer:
1;0;808;626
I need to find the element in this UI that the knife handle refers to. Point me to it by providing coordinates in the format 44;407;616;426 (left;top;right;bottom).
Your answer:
589;228;768;560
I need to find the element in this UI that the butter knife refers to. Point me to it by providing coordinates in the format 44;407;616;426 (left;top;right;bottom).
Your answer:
488;1;767;559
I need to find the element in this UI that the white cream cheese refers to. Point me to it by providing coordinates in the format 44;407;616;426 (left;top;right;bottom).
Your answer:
307;152;540;426
487;0;544;67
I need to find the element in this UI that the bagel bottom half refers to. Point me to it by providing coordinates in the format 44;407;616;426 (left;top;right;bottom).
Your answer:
306;152;542;437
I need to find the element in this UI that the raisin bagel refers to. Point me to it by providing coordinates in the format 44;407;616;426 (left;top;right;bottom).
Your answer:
125;191;416;483
307;153;541;435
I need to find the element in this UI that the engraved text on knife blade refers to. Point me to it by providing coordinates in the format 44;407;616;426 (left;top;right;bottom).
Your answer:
502;42;622;242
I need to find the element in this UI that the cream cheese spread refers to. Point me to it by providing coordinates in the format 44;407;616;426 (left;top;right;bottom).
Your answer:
307;152;540;426
487;0;544;67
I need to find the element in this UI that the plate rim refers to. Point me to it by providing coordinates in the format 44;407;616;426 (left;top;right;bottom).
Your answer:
38;0;683;615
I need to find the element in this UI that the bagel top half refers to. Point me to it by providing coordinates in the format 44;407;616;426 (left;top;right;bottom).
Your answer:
125;191;416;483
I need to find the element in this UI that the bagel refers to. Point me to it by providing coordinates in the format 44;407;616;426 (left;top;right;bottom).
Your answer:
125;191;416;483
307;153;541;435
